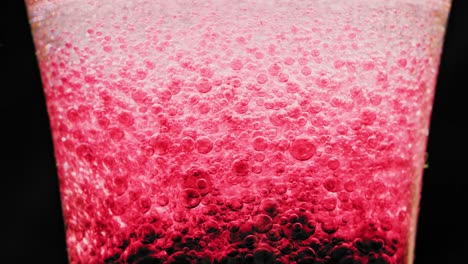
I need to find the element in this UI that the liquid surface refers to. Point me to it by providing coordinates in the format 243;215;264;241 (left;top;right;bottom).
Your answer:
28;0;450;263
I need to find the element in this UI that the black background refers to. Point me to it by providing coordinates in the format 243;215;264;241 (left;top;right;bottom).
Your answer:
2;0;467;263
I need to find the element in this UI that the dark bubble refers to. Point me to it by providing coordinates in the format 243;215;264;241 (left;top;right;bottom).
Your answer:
292;223;303;232
253;214;273;233
135;256;164;264
167;252;191;264
126;243;156;264
367;254;391;264
260;198;279;217
204;220;220;234
354;238;384;254
253;248;276;264
296;247;317;260
226;198;243;211
180;188;201;208
136;224;158;244
321;220;339;234
243;235;257;249
338;256;363;264
266;224;283;242
288;213;299;223
330;245;354;261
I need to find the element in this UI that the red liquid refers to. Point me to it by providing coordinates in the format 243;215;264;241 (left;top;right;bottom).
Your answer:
27;1;450;263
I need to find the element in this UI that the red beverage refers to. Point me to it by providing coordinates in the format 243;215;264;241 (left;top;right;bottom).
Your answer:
26;0;451;263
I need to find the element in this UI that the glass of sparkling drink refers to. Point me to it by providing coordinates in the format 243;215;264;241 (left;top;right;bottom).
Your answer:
25;0;452;263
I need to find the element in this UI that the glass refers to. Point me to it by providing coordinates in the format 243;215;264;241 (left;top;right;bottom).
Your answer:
25;0;452;263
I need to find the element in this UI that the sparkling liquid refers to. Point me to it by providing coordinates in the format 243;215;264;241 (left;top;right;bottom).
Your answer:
26;0;451;263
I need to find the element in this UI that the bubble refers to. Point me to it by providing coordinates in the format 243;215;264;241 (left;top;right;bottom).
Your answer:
310;49;321;57
180;137;195;152
231;78;242;88
157;195;169;206
323;178;339;192
198;102;211;114
200;67;214;78
234;100;249;114
327;158;340;170
276;139;290;151
350;118;362;131
137;196;152;214
260;198;279;217
253;248;276;263
355;239;384;254
197;78;212;93
112;176;128;196
284;57;295;65
308;101;323;114
376;72;388;84
273;162;286;175
273;184;287;195
360;109;376;125
278;73;289;83
251;164;263;174
180;188;201;208
288;213;299;223
369;93;382;106
150;134;172;155
155;88;172;102
322;197;337;211
289;138;316;161
196;137;213;154
97;116;110;128
202;204;219;216
286;82;300;93
336;124;348;135
75;144;94;163
230;58;243;70
268;63;282;76
226;198;243;211
265;225;283;242
188;94;200;105
232;159;250;176
286;105;302;118
321;220;339;234
338;192;349;202
256;73;269;84
196;178;211;196
109;127;125;141
255;51;264;59
344;181;356;192
329;245;354;261
252;136;268;151
107;196;127;216
269;111;287;126
254;152;266;162
204;220;220;234
136;224;157;244
243;235;257;248
253;214;273;233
